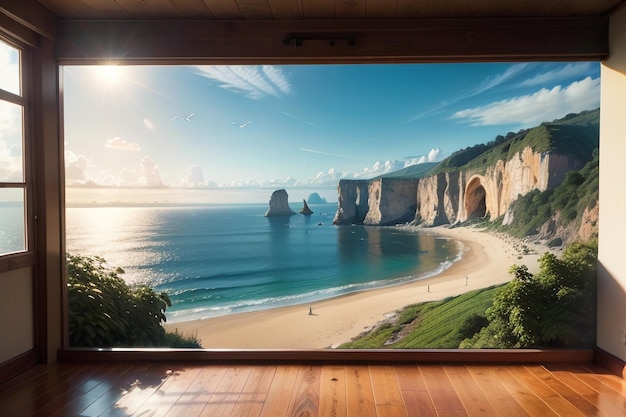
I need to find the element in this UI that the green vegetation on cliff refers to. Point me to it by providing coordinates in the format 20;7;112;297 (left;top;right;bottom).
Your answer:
430;108;599;175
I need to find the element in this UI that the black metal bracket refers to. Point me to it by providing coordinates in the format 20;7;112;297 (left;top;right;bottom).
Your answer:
282;33;357;49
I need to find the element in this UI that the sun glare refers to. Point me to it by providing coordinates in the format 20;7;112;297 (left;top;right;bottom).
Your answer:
97;65;122;84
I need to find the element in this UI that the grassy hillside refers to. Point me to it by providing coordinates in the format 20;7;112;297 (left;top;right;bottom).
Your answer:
339;285;501;349
378;161;438;179
430;108;599;175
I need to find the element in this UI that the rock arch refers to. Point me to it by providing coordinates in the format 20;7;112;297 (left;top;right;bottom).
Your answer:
465;176;489;221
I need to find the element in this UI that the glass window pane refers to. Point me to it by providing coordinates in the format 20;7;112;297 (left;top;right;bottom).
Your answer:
0;100;24;182
0;188;26;255
0;40;20;95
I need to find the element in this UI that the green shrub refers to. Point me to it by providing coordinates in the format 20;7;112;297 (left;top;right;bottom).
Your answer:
463;241;597;348
66;253;201;348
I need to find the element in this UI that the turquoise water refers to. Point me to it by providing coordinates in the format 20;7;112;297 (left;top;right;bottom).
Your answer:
65;203;461;322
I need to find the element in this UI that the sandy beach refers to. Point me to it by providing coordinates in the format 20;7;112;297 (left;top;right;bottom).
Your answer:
165;226;553;349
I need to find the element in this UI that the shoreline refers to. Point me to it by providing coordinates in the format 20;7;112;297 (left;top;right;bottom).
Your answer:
165;225;553;349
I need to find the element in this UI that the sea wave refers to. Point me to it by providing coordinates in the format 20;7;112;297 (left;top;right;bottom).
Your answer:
166;238;464;323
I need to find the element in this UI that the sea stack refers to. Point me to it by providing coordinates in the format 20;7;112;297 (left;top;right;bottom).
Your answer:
265;189;296;217
299;199;313;215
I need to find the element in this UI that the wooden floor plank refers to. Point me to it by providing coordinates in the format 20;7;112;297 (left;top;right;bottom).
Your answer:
100;363;176;417
465;365;529;417
551;363;626;416
130;365;203;417
420;365;465;413
524;365;609;417
369;365;407;417
285;365;321;417
229;365;276;417
257;365;299;417
319;364;347;417
394;364;427;392
198;365;252;417
443;365;499;417
489;366;559;417
1;361;625;417
507;365;588;417
345;365;375;417
399;390;437;417
164;365;228;417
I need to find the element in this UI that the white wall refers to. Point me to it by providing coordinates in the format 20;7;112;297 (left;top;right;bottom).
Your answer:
0;268;34;363
598;6;626;361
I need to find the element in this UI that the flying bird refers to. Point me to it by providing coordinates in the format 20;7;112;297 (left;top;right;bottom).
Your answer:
172;113;195;121
232;120;252;128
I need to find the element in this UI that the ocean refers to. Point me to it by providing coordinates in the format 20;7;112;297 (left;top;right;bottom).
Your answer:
62;203;462;323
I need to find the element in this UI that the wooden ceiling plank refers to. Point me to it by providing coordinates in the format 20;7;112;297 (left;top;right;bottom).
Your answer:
424;0;459;18
572;0;624;15
268;0;303;19
335;0;367;19
301;0;334;19
452;0;492;18
236;0;273;19
114;0;161;19
78;0;133;18
202;0;243;18
34;0;94;19
1;0;56;39
54;17;609;64
365;0;398;19
395;0;428;18
175;0;216;18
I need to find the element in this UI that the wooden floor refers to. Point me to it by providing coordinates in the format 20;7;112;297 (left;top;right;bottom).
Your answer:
0;361;625;417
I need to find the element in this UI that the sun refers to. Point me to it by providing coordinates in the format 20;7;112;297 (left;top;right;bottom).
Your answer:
96;65;122;84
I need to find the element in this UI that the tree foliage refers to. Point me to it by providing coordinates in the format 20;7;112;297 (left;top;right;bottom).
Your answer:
67;253;200;348
462;241;597;348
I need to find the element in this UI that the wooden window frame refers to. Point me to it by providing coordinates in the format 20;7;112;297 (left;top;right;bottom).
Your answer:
0;36;36;274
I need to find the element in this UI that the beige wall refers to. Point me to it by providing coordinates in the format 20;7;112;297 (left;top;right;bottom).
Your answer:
0;268;34;364
598;6;626;361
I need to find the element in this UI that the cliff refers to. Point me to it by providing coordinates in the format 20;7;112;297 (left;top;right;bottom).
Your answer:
334;109;599;230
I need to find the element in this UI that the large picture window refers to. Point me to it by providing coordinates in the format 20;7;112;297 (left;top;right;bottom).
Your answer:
63;63;600;350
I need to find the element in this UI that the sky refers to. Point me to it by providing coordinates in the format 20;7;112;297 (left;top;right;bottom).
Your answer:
0;37;602;204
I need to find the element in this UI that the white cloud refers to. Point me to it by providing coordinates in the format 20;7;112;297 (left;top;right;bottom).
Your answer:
451;77;600;126
137;156;162;187
105;137;141;151
304;148;445;186
143;118;155;131
64;150;90;183
180;165;205;187
472;63;529;96
195;65;292;99
520;63;594;87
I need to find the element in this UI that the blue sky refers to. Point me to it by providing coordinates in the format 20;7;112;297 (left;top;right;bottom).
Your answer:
57;61;600;202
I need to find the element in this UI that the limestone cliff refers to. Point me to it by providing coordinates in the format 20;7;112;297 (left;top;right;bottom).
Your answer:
363;178;419;225
334;146;581;226
334;109;599;231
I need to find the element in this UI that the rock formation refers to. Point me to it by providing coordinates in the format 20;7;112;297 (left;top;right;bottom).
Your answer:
265;189;296;217
334;146;583;227
299;199;313;215
307;192;327;204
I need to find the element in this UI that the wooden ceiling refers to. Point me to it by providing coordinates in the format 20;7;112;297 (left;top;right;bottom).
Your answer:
32;0;626;21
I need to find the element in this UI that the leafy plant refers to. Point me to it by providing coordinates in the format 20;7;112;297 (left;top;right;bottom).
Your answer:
66;253;201;348
464;241;597;348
